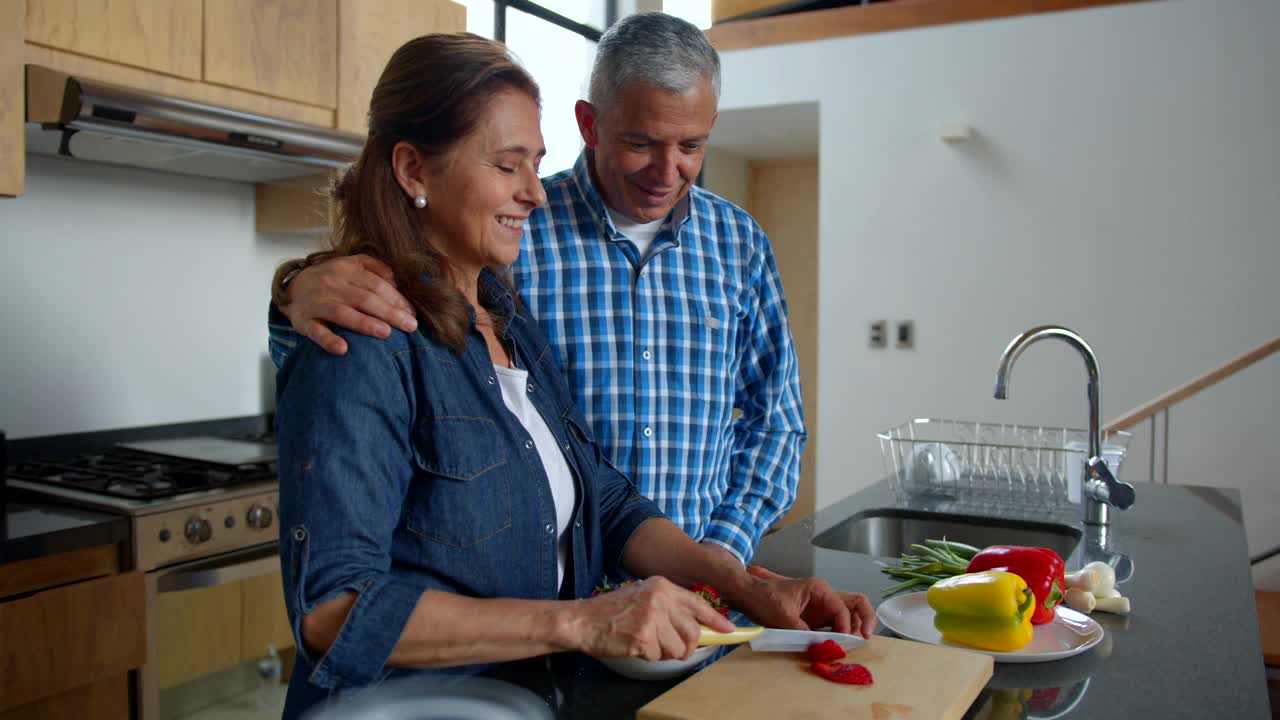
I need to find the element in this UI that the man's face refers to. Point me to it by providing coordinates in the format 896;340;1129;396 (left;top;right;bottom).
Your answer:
576;79;717;224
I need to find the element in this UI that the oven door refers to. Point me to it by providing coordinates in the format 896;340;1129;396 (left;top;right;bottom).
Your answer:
139;543;293;720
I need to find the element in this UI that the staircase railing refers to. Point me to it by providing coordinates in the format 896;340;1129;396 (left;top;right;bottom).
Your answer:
1102;336;1279;484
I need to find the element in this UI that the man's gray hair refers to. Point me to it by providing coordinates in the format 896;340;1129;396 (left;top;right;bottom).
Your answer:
588;12;721;111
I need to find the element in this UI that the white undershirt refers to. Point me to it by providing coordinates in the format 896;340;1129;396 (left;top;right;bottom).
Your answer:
606;206;666;259
493;364;577;591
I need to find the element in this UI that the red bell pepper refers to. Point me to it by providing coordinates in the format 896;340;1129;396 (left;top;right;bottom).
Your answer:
965;545;1065;625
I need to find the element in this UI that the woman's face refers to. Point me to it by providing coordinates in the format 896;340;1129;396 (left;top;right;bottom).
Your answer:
421;89;547;275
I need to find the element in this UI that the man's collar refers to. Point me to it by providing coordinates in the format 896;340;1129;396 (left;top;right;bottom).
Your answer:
571;149;694;244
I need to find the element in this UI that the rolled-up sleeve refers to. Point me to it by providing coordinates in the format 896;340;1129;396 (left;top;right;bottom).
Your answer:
702;225;807;565
591;442;664;576
267;302;302;369
276;330;422;689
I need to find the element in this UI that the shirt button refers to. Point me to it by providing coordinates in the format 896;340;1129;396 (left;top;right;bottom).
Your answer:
643;426;653;437
639;269;647;278
545;523;555;534
574;520;582;528
641;350;651;360
525;440;535;450
487;376;496;385
527;383;535;393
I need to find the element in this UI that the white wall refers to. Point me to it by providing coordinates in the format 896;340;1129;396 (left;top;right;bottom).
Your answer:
716;0;1280;587
0;155;315;438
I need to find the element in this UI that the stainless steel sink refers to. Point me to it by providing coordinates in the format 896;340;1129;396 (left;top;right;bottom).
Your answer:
812;508;1081;559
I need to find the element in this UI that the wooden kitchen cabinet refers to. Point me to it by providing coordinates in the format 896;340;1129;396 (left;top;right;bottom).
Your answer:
241;570;295;660
252;0;466;234
25;0;203;80
204;0;339;109
255;0;466;234
0;545;144;719
336;0;466;133
2;0;24;198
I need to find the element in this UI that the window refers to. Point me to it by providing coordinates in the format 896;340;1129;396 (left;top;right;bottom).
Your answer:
504;6;599;175
662;0;712;29
461;0;496;38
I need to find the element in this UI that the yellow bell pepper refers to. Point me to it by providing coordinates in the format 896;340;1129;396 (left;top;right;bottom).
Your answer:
927;570;1035;652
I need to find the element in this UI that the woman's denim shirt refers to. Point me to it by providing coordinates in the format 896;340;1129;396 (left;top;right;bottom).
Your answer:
274;269;662;717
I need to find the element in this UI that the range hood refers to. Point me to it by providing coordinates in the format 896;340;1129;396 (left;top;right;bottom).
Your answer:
24;65;363;184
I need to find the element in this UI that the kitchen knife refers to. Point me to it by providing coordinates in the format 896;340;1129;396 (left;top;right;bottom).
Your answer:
698;626;865;652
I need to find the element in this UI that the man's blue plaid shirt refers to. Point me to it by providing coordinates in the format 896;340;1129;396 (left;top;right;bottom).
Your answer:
510;152;805;563
269;150;806;564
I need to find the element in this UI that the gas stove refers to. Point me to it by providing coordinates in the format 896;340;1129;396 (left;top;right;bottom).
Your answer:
11;445;275;502
7;435;280;570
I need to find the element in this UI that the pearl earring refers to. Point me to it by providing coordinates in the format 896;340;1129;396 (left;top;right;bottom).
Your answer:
413;195;427;209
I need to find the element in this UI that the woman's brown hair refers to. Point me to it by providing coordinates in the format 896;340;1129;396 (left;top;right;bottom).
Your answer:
273;33;540;352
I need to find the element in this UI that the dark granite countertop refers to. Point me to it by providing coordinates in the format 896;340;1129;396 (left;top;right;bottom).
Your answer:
747;480;1272;719
509;479;1271;718
1;496;129;566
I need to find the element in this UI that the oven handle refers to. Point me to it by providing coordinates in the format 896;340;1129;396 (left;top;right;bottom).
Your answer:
156;544;281;593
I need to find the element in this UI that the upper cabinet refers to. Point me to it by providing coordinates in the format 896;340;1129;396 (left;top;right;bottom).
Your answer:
2;0;465;200
336;0;466;133
25;0;202;79
204;0;338;109
2;0;23;197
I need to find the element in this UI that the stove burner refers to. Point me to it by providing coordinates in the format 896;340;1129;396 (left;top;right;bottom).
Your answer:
11;447;276;500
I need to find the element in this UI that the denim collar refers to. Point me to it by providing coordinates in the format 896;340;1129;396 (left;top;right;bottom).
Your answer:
477;267;517;319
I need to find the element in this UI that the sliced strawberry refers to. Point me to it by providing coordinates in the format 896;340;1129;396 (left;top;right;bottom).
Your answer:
691;583;730;616
806;640;847;662
811;661;874;686
1028;687;1061;712
691;583;720;600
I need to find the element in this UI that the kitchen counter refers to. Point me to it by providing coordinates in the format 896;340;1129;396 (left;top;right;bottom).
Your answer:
1;496;129;566
289;479;1274;718
747;480;1272;719
546;480;1270;718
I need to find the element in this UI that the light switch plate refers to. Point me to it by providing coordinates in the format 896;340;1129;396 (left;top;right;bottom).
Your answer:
896;321;914;349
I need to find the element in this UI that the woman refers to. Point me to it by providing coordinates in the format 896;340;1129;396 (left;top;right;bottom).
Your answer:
275;34;861;718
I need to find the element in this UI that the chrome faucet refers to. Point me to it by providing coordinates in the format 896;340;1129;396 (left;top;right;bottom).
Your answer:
994;326;1136;525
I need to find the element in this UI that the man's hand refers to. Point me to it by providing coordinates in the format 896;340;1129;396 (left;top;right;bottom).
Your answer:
278;255;417;355
746;564;877;639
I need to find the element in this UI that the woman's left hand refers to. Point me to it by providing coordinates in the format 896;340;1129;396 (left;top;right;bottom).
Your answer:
736;565;878;639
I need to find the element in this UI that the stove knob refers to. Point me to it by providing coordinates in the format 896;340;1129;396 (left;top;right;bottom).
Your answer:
246;505;274;530
185;517;212;544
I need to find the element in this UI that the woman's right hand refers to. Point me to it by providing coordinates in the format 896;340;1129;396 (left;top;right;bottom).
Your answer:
569;577;736;661
278;254;418;354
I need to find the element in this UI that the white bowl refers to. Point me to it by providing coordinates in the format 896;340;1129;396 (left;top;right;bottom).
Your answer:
596;645;717;681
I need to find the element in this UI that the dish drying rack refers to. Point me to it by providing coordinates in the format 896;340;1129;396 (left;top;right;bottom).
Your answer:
879;418;1132;517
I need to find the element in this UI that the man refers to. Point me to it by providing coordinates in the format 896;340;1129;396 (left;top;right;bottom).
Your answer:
272;14;847;607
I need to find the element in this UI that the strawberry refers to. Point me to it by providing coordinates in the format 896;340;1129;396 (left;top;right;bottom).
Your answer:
811;661;874;686
591;578;638;597
691;583;730;616
806;639;847;662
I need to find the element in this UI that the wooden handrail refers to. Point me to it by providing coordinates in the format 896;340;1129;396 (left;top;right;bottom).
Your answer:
1104;336;1280;433
704;0;1155;53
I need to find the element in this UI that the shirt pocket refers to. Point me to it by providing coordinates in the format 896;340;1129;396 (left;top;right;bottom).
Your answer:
406;416;512;548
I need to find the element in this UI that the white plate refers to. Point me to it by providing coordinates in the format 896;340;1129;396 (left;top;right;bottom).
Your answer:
597;645;718;681
876;591;1104;663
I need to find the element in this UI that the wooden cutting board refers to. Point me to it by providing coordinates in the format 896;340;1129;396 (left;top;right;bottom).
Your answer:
638;635;993;720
